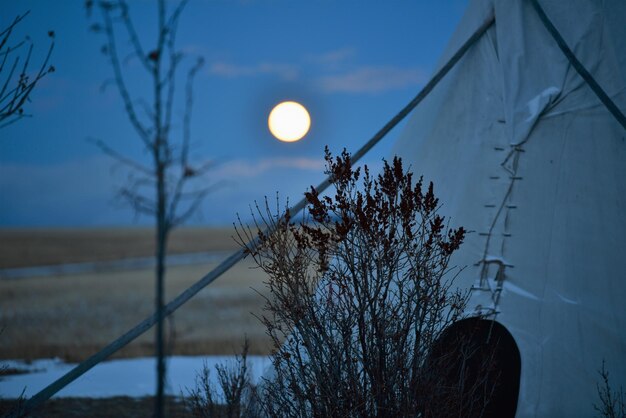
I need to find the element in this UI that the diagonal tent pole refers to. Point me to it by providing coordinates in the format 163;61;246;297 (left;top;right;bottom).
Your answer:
530;0;626;131
12;14;495;418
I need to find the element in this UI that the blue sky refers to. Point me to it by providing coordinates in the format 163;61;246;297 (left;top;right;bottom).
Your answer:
0;0;467;227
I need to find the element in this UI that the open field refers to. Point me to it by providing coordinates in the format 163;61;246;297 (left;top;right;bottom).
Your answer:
0;227;240;269
0;228;273;362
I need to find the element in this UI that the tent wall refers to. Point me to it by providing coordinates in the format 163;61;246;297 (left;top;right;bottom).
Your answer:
393;0;626;416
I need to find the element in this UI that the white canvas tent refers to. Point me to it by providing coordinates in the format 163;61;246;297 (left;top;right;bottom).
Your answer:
393;0;626;416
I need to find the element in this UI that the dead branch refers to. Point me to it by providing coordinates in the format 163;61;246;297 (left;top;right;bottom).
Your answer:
0;11;55;130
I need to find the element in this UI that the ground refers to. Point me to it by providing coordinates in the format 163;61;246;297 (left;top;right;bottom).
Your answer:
0;396;190;417
0;228;271;416
0;228;272;361
0;227;239;269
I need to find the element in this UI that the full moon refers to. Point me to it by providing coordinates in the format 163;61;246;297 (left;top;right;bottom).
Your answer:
268;101;311;142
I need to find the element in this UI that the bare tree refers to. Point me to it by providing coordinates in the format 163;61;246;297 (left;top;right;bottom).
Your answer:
0;13;54;415
222;148;499;417
0;11;55;130
87;1;218;416
595;361;626;418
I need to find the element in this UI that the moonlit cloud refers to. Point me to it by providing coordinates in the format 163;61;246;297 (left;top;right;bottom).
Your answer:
213;157;324;178
305;48;356;67
209;60;428;95
318;66;428;93
0;156;325;226
0;157;130;226
208;61;299;81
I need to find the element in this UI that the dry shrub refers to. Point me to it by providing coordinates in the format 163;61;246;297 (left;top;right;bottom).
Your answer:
595;361;626;418
187;339;257;418
195;148;498;417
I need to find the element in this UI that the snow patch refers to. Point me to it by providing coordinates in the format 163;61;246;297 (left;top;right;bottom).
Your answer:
0;356;271;399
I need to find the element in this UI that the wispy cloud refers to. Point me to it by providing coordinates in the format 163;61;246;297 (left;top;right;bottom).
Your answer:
0;157;134;226
214;157;324;178
207;52;428;96
317;66;428;94
209;61;299;81
305;47;356;68
0;156;326;226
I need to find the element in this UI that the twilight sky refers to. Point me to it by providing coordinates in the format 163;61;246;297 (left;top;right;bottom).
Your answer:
0;0;467;227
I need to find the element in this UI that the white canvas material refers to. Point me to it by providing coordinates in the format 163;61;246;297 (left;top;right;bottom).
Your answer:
393;0;626;416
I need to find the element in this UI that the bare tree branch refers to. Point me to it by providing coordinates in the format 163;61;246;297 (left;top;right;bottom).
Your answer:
119;188;158;216
118;0;152;72
87;136;154;176
181;57;204;168
100;6;152;148
0;11;54;131
169;181;228;227
88;2;218;416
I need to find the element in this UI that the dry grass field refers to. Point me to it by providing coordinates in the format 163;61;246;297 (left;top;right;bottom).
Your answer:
0;228;273;362
0;227;240;268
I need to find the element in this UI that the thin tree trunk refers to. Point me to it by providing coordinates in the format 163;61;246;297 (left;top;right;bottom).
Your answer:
88;0;207;415
154;2;167;416
155;164;167;418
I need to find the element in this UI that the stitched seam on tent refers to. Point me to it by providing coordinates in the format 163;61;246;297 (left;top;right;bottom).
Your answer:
474;140;524;316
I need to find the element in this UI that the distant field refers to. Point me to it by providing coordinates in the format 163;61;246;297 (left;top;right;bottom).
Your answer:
0;228;273;361
0;227;241;268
